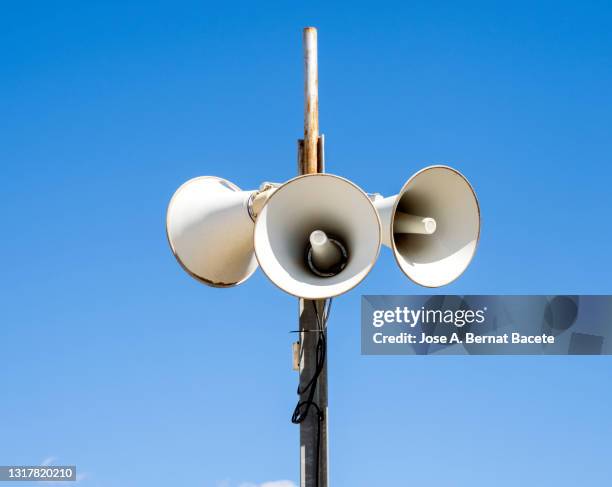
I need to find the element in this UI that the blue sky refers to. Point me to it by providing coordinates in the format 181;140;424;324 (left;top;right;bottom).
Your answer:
1;1;611;486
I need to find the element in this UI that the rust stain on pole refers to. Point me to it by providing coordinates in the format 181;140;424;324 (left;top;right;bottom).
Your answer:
303;27;319;175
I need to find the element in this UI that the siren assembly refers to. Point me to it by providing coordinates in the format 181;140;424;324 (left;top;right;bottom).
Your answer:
166;165;479;293
165;27;483;487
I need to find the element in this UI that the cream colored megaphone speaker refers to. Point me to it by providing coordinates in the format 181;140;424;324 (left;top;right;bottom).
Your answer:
254;174;382;299
374;165;480;287
166;176;262;287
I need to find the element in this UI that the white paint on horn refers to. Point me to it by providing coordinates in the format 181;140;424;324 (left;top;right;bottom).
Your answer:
373;165;480;288
254;173;381;299
373;196;395;247
166;176;258;287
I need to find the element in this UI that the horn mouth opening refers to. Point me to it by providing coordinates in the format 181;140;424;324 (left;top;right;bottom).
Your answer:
254;173;381;299
391;165;480;288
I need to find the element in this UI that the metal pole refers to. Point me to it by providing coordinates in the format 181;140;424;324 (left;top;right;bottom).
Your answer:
298;26;328;487
302;27;319;175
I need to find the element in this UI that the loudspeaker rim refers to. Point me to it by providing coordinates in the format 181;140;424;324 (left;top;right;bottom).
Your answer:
390;165;481;288
253;173;382;299
166;175;257;288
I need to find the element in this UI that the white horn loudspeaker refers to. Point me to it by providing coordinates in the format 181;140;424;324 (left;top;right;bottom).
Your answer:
373;165;480;287
166;176;262;287
254;174;382;299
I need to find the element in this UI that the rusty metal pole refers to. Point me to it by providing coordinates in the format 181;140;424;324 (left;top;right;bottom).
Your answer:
302;27;319;174
297;26;328;487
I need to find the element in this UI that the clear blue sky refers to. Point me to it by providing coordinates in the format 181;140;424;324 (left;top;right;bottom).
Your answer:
1;1;611;486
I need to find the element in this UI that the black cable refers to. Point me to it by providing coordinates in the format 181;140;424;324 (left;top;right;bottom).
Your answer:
291;298;332;487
